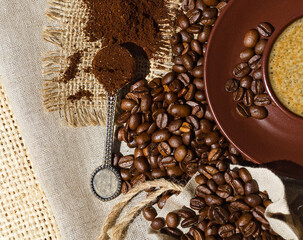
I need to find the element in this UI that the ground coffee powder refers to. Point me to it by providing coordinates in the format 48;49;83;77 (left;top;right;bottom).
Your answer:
92;44;136;95
83;0;169;58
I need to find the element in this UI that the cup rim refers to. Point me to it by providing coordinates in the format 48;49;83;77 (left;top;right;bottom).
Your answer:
262;12;303;122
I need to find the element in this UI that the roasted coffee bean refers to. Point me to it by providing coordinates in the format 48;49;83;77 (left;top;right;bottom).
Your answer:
240;76;253;89
167;166;183;177
238;168;252;182
117;111;131;124
131;173;146;186
240;48;255;62
207;179;217;192
245;180;259;195
254;94;271;106
243;89;254;106
182;54;195;70
143;206;157;221
192;105;205;118
244;29;259;48
240;220;258;237
174;145;187;162
253;68;263;80
203;0;218;6
191;39;203;55
177;14;190;29
173;43;185;56
173;64;187;73
203;7;218;19
151;217;165;230
233;62;251;78
237;213;253;227
192;66;203;78
128;113;142;130
229;201;250;212
186;9;202;24
196;184;212;197
245;194;262;207
170;33;182;45
164;227;183;238
205;221;219;236
160;156;176;168
225;79;239;93
120;169;132;181
190;197;206;210
181;217;197;228
233;87;245;101
181;0;196;11
118;155;134;168
168;119;183;132
136;132;151;146
121;99;137;111
171;104;191;118
165;92;178;105
200;119;212;133
212;172;225;185
212;206;229;224
151;168;166;178
257;22;274;37
121;181;131;194
167;135;182;148
152;129;171;142
216;184;232;198
205;131;220;146
192;228;204;240
178;206;196;219
180;30;194;43
249;105;268;119
208;148;222;161
198;26;211;43
158;142;172;156
253;206;269;225
218;224;235;238
205;194;223;206
166;212;180;228
162;72;175;85
255;39;267;55
236;102;250;118
248;55;262;70
229;211;241;223
158;192;171;209
251;79;265;94
156;113;169;129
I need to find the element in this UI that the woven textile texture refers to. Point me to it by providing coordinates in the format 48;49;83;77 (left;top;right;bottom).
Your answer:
0;79;61;239
43;0;179;127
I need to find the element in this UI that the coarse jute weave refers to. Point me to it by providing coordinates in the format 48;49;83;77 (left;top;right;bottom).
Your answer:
0;78;61;239
42;0;179;127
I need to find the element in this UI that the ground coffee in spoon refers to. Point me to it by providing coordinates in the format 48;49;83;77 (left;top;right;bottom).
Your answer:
92;44;136;95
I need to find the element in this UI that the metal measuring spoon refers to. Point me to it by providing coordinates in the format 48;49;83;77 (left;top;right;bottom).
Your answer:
91;93;122;201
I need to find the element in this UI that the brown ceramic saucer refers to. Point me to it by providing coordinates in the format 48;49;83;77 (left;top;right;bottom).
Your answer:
204;0;303;179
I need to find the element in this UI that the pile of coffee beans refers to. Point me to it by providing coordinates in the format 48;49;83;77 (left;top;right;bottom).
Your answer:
144;167;283;239
225;22;275;120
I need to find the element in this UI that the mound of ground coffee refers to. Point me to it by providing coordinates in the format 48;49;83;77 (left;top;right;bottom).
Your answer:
83;0;169;57
92;44;136;95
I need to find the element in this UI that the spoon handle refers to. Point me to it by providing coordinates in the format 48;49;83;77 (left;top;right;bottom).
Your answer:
104;93;117;167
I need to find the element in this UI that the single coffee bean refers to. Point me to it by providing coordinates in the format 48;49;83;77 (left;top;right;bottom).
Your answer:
212;172;226;185
240;220;258;237
212;206;229;224
255;39;267;55
120;169;132;181
134;157;150;173
151;168;166;178
158;142;172;156
218;224;235;238
257;22;274;37
229;211;241;223
248;55;262;70
244;29;259;48
198;26;211;43
162;72;175;85
203;0;218;6
156;113;169;129
135;132;151;146
233;87;245;101
244;180;259;195
182;54;194;70
240;76;253;89
229;201;250;212
131;173;146;186
143;206;157;221
173;64;187;73
200;119;212;133
161;156;177;168
249;105;268;119
236;102;250;118
181;0;196;11
192;66;203;78
174;145;187;162
233;62;251;78
240;48;255;62
245;194;262;207
192;228;204;240
190;197;206;210
253;68;263;80
170;33;182;45
181;217;197;228
251;79;265;94
205;131;220;146
121;181;131;194
165;227;183;238
121;99;137;111
187;24;203;34
152;129;171;142
254;94;271;106
216;184;232;198
172;43;185;56
196;0;207;11
203;7;218;19
180;30;193;43
151;217;165;230
166;212;180;228
225;79;239;93
186;9;202;24
168;135;183;148
191;39;203;55
196;184;212;197
118;155;134;168
205;194;224;206
243;89;254;106
171;104;191;118
237;213;253;227
178;206;196;219
167;166;183;177
177;14;190;29
238;168;252;182
252;206;269;225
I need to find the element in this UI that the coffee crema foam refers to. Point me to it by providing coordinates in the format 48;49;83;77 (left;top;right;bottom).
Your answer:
269;17;303;117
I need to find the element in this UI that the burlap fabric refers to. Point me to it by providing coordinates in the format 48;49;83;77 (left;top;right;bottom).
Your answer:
0;78;61;239
43;0;179;127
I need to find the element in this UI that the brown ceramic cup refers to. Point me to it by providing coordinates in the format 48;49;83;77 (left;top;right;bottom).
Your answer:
262;13;303;122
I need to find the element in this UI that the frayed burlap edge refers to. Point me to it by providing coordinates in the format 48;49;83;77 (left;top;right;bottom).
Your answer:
42;0;180;127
